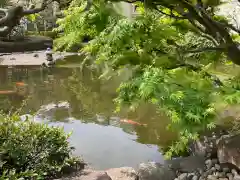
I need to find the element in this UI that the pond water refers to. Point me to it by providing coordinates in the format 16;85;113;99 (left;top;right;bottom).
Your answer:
0;60;176;170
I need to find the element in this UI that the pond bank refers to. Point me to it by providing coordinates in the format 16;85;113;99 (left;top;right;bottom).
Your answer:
0;51;80;66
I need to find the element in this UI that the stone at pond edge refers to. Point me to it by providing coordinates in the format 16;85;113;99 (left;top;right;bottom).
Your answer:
189;127;227;157
78;171;112;180
137;162;176;180
165;155;206;173
55;170;112;180
106;167;137;180
178;173;188;180
217;134;240;170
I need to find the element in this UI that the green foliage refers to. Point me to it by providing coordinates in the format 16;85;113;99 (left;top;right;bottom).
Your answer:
25;13;41;22
55;0;240;158
82;7;230;157
0;113;82;179
53;0;122;51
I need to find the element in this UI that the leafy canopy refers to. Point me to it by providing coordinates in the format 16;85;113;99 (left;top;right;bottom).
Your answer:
55;0;240;158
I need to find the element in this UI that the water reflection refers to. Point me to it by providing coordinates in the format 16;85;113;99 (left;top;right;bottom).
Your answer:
0;63;176;169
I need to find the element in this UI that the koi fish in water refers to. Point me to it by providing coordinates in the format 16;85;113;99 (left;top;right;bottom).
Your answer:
0;90;15;95
0;82;28;95
15;82;27;86
120;119;147;127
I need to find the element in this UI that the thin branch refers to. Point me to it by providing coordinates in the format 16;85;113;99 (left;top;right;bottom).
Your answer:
154;7;186;20
184;46;225;53
167;63;224;86
123;0;138;3
222;22;240;34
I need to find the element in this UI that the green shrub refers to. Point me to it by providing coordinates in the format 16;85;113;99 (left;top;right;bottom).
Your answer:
0;114;83;179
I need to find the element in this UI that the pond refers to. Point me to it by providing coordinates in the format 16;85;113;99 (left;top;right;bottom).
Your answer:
0;59;177;170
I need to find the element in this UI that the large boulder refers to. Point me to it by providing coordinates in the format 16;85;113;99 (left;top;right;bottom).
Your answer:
165;155;206;173
217;134;240;169
137;162;176;180
55;169;112;180
189;127;227;158
106;167;137;180
79;171;112;180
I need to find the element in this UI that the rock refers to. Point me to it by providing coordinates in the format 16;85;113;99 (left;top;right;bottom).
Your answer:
211;159;218;164
215;164;221;171
234;175;240;180
227;173;234;180
79;171;112;180
210;167;216;172
178;173;188;180
106;167;137;180
217;134;240;169
222;167;230;173
165;155;206;173
137;162;176;180
34;54;39;57
232;169;238;176
205;159;213;169
215;172;225;178
207;175;218;180
191;176;198;180
189;127;227;157
56;170;112;180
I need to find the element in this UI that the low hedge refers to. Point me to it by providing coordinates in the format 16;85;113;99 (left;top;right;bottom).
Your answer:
0;114;83;179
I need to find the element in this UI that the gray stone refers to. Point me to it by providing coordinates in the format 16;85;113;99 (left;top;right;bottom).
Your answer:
215;164;221;171
166;155;206;173
234;175;240;180
137;162;176;180
189;127;227;157
211;159;218;164
197;169;204;175
207;175;218;180
227;173;234;180
192;175;198;180
217;134;240;169
78;171;112;180
232;169;238;176
219;178;228;180
210;167;216;172
203;170;212;178
222;167;230;173
217;172;225;178
205;159;213;169
106;167;137;180
179;173;188;180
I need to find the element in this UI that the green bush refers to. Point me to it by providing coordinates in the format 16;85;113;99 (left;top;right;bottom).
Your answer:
0;114;83;179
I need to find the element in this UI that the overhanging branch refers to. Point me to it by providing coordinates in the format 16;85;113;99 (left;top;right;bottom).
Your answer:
184;46;225;53
154;7;186;20
168;63;224;86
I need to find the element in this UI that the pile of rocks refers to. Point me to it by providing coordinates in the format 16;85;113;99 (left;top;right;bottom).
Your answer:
174;128;240;180
176;158;239;180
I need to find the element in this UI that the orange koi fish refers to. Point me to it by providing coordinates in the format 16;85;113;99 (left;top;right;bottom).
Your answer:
15;82;27;86
120;119;147;126
0;90;15;95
